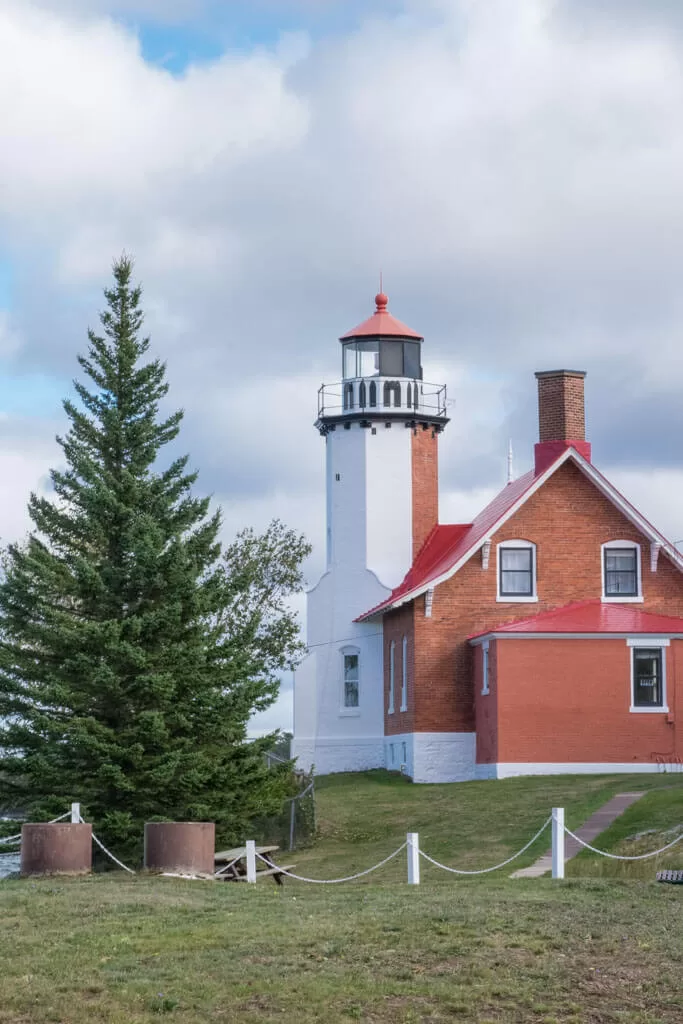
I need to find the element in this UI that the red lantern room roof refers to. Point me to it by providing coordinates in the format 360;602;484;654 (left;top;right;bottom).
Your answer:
340;293;423;341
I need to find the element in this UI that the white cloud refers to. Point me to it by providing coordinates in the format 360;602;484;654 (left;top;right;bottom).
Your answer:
0;3;308;232
19;0;204;21
4;0;683;733
0;418;57;544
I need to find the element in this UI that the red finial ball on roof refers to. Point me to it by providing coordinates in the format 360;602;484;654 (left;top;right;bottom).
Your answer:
375;292;388;312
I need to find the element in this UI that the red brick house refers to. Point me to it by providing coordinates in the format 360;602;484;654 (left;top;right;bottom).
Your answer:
357;369;683;781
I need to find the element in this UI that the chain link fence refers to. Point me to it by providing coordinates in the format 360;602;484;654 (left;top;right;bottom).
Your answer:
256;750;317;851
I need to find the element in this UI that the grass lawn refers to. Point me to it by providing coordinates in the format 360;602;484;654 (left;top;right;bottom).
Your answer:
567;785;683;880
0;772;681;1023
295;770;683;884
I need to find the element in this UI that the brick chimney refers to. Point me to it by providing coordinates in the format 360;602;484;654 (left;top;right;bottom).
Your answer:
534;369;591;475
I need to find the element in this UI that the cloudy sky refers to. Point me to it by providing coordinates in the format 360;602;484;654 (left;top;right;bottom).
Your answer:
2;0;683;733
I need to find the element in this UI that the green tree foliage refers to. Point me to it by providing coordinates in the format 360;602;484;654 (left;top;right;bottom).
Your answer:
0;257;310;859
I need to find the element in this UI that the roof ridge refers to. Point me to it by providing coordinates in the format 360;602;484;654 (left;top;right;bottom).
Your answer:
357;446;683;622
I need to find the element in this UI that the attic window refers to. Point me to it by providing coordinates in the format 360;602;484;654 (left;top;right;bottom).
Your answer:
497;541;537;602
602;541;642;603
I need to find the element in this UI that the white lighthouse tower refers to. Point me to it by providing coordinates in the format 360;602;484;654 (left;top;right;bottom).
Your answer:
292;293;449;775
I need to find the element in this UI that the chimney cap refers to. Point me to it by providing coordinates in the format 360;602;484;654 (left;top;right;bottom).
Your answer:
535;369;586;379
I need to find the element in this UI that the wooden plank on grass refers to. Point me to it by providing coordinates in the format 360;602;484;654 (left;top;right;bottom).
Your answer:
214;845;279;863
234;864;295;881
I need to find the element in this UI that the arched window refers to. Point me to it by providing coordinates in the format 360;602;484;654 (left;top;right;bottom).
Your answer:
369;381;377;407
343;382;354;410
400;636;408;711
497;540;537;602
384;381;401;408
359;381;367;407
340;646;360;709
602;541;642;602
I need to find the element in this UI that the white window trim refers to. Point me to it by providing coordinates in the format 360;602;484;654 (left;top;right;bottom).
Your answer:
481;641;490;695
602;540;643;604
400;635;408;711
339;644;361;716
388;640;395;715
628;638;669;713
496;539;537;603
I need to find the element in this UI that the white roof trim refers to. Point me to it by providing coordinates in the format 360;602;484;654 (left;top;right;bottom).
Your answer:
470;631;683;645
369;446;683;617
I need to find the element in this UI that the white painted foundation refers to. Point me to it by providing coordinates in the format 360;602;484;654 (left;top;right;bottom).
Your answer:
385;733;477;783
476;761;677;779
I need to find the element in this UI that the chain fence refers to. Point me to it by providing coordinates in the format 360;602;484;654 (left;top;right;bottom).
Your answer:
563;824;683;862
2;801;681;885
417;816;552;875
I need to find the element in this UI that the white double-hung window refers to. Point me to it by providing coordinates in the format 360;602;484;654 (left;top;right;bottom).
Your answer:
388;641;395;714
340;646;360;711
481;641;490;695
497;540;537;602
603;541;642;602
628;639;668;712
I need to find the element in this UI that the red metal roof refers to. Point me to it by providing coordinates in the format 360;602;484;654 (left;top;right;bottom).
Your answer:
357;444;683;623
340;293;423;340
469;600;683;639
358;524;472;620
357;470;538;621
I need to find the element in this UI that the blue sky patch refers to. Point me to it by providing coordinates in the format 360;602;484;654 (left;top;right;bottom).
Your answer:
0;368;68;419
0;260;13;310
132;0;402;73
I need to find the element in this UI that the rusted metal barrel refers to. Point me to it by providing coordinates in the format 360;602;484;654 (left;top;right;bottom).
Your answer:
143;822;215;875
20;823;92;876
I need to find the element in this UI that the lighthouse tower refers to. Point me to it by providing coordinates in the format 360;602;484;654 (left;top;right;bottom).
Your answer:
292;293;449;775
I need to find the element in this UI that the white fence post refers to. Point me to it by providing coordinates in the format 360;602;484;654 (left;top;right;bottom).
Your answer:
552;807;565;879
246;840;257;883
407;832;420;885
71;802;80;824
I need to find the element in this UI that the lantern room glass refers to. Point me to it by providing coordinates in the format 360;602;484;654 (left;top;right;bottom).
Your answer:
342;339;422;380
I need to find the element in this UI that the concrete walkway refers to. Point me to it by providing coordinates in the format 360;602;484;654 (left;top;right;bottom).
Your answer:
511;791;645;878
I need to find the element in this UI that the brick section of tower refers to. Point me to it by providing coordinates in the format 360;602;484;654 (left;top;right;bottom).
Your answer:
536;369;586;442
411;427;439;557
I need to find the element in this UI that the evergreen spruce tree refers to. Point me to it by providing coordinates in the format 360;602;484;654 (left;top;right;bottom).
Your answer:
0;257;309;858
